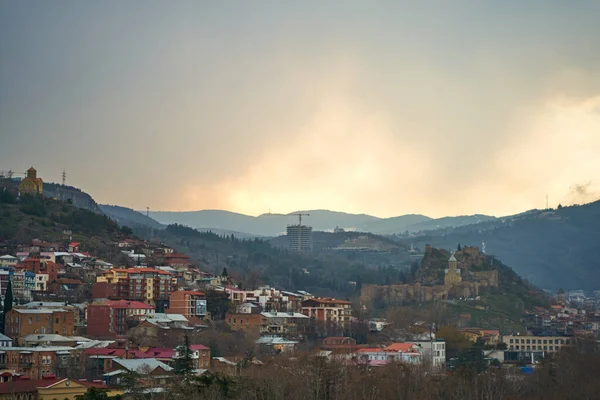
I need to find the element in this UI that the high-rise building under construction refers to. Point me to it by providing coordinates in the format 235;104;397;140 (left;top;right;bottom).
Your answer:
287;224;313;252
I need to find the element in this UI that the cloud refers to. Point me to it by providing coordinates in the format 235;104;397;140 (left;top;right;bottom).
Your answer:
2;1;600;217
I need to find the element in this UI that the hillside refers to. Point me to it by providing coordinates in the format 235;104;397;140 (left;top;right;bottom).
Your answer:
0;192;129;262
44;182;102;213
363;245;548;332
408;201;600;290
100;204;165;230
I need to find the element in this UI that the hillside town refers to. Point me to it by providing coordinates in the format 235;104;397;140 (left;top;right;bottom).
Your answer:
1;229;599;399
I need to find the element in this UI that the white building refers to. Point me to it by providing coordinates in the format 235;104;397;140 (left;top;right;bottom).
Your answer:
414;340;446;368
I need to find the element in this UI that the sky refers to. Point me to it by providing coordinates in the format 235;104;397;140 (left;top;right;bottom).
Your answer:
1;1;599;218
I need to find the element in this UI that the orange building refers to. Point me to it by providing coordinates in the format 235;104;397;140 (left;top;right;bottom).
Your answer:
166;290;206;319
301;298;352;325
4;308;75;344
225;313;267;335
19;258;59;283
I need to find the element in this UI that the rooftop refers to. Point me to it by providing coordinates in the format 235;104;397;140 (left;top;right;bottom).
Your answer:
261;312;309;319
112;357;173;373
13;308;66;314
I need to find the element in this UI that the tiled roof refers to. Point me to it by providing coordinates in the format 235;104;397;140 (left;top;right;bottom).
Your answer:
190;344;209;350
0;378;61;394
356;348;385;353
383;343;417;352
92;300;154;309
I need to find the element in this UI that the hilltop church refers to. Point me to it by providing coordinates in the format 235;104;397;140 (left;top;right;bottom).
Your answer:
18;167;44;195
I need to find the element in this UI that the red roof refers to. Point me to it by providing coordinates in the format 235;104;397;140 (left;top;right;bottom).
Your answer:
162;253;190;259
0;378;61;394
68;242;81;247
85;348;126;357
356;348;385;353
92;300;154;310
383;343;417;352
190;344;209;350
132;348;176;359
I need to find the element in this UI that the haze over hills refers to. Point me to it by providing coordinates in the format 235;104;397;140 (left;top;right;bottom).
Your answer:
148;209;497;237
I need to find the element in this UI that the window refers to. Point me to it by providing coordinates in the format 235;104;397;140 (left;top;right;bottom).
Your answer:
543;340;547;344
28;318;32;325
55;318;59;324
549;346;554;351
510;339;514;343
526;339;530;344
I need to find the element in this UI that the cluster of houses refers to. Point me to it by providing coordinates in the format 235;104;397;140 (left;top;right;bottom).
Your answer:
0;236;593;398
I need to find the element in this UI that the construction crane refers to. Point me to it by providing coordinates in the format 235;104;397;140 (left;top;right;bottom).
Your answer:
291;212;310;226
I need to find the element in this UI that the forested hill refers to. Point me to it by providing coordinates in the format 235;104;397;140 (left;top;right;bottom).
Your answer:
409;200;600;290
0;191;131;262
136;224;414;299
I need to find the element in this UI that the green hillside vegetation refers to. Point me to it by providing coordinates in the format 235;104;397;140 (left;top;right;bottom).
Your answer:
0;191;130;261
422;247;548;331
136;224;413;298
409;200;600;290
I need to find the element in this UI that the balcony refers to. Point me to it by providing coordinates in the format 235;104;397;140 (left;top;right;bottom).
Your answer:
19;361;33;368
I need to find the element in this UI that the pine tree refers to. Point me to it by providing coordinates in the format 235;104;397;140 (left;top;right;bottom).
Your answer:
174;335;194;376
3;280;12;314
1;280;12;334
221;267;229;278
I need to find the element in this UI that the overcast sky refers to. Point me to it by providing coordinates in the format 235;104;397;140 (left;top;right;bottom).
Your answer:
1;1;599;217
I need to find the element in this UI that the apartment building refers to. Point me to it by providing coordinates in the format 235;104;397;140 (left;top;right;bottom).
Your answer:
0;346;78;378
502;335;574;352
4;309;75;345
166;290;206;319
93;267;174;311
301;298;352;325
87;300;154;338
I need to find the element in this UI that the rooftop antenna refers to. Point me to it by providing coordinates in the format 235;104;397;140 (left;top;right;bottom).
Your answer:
146;207;150;218
62;169;66;186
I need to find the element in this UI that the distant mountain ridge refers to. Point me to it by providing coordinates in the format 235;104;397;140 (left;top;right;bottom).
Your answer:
148;209;496;237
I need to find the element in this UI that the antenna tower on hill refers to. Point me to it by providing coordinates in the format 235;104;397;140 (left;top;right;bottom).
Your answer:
62;169;66;185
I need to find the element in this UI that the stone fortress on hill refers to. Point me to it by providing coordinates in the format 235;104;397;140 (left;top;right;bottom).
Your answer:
360;245;499;304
